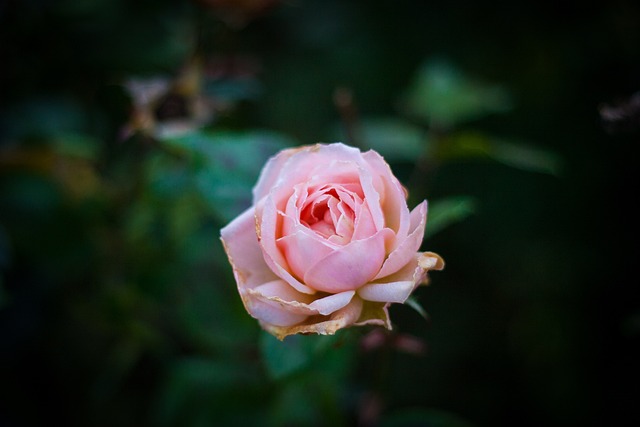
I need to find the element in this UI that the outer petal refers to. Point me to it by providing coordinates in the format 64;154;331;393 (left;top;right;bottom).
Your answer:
245;280;356;326
252;145;305;203
359;251;445;303
263;143;366;209
220;207;278;291
355;301;392;329
262;296;364;340
304;228;395;293
362;149;411;239
357;280;415;304
375;200;427;280
258;195;316;294
309;290;356;315
357;163;385;232
250;283;356;318
245;282;312;327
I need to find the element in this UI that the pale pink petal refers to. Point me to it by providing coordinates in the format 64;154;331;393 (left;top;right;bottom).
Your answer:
262;295;363;340
303;228;395;293
265;144;363;207
244;293;310;327
277;226;337;280
308;290;356;315
251;280;316;304
258;195;316;294
220;207;278;291
360;251;445;303
247;281;355;317
357;279;415;303
352;200;377;241
357;165;385;231
307;160;361;189
375;200;427;279
246;279;316;319
362;150;410;240
252;146;302;203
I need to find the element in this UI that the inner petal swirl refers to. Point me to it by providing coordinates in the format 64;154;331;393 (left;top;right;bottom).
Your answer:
299;184;362;245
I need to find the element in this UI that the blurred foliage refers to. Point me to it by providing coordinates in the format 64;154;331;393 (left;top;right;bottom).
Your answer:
1;0;639;427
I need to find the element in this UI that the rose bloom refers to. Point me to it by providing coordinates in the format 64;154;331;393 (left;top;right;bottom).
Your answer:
220;143;443;340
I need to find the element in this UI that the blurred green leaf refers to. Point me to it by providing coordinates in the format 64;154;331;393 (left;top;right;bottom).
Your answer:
405;296;430;321
426;196;477;237
403;59;512;128
52;134;101;160
356;117;427;161
160;129;295;222
490;138;562;175
260;332;344;380
204;78;263;103
379;408;476;427
269;371;348;427
155;356;263;427
2;97;91;140
439;132;562;175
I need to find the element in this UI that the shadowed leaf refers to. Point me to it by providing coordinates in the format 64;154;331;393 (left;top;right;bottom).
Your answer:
403;59;512;128
426;196;477;237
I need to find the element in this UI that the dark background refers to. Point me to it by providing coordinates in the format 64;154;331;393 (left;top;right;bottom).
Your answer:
1;1;638;426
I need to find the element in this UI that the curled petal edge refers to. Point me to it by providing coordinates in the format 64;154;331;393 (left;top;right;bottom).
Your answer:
375;201;427;280
245;282;355;317
359;251;445;303
261;296;363;340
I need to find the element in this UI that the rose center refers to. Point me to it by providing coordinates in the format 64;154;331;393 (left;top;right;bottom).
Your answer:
299;186;358;244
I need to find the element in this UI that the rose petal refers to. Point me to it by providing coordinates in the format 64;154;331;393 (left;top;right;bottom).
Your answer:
258;195;316;294
362;150;410;239
220;207;278;290
244;284;311;327
355;301;392;329
247;280;355;317
357;280;415;303
357;164;385;232
359;251;445;303
308;290;356;315
304;228;394;293
265;144;364;209
251;280;316;305
252;146;306;203
375;200;427;279
277;225;337;281
307;160;362;190
262;296;364;340
352;198;377;241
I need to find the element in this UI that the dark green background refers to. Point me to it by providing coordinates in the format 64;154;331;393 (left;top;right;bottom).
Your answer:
1;1;638;426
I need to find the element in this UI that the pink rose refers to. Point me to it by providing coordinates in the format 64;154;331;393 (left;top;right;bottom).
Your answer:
220;143;443;340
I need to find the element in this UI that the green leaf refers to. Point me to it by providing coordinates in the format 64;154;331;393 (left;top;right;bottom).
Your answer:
403;59;512;128
405;296;430;321
160;129;296;222
333;117;428;161
489;138;562;176
154;356;263;427
52;134;101;160
2;97;91;140
439;132;562;175
203;78;262;103
426;196;477;236
260;331;342;380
